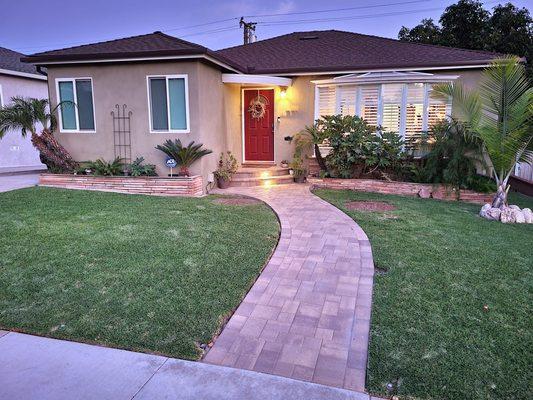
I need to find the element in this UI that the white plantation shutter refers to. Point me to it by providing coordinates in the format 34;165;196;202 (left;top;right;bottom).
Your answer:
359;86;379;127
316;86;336;118
427;84;451;128
381;84;403;133
338;85;357;116
404;83;425;139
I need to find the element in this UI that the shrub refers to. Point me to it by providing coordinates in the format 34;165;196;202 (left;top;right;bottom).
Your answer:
321;115;413;180
155;139;212;176
214;151;238;181
128;157;157;177
89;157;124;176
418;120;487;191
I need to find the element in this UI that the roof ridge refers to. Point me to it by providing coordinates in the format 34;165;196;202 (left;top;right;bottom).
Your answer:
29;31;192;57
151;31;207;51
0;46;26;57
329;29;506;57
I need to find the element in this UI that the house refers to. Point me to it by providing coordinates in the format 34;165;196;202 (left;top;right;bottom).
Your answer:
22;30;503;190
0;47;47;174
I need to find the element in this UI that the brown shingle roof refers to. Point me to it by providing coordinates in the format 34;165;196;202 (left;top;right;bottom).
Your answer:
0;46;42;75
21;32;241;70
216;30;504;74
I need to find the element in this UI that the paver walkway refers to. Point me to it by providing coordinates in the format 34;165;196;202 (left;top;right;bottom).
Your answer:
204;184;374;392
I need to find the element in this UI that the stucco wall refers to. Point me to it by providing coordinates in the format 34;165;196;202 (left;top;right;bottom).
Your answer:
0;74;47;172
46;60;225;187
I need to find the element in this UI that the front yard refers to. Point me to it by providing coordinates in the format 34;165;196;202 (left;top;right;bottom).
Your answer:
315;189;532;400
0;187;279;359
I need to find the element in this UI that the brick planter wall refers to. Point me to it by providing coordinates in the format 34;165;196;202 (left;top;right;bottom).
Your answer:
308;177;494;204
39;174;204;197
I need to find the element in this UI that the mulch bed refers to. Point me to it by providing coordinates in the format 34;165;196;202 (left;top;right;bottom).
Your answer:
213;196;262;206
345;201;397;212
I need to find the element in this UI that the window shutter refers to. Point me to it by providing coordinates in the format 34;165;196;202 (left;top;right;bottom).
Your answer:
359;86;379;127
381;84;403;133
316;86;336;119
338;85;357;116
427;84;451;129
404;83;425;140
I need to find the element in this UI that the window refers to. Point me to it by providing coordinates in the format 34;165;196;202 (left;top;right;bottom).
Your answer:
56;78;95;132
315;85;336;119
147;75;189;132
381;84;403;132
404;83;425;139
315;82;451;138
0;84;3;107
359;86;379;127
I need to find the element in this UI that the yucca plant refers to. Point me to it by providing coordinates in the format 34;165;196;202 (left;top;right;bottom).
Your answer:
155;139;212;176
0;97;77;172
434;56;532;208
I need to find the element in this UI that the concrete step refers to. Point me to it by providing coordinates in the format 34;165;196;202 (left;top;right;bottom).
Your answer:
229;174;294;187
234;167;289;178
241;162;277;168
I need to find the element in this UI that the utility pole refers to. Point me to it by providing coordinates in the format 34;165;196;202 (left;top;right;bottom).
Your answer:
239;17;257;44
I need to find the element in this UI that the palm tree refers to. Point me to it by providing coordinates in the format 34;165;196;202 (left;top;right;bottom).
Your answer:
0;97;77;172
434;56;532;208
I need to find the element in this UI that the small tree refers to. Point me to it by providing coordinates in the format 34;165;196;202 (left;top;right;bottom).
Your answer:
292;121;329;173
434;57;532;208
0;97;77;172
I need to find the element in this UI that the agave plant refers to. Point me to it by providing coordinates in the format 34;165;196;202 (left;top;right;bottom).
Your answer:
434;56;532;208
0;96;77;172
155;139;212;176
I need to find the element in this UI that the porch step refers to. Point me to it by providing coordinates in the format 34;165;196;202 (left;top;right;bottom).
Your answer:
235;167;290;178
229;174;294;187
241;162;277;168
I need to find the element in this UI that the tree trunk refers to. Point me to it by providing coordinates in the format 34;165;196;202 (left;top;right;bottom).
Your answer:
31;129;78;172
491;182;509;208
314;143;328;173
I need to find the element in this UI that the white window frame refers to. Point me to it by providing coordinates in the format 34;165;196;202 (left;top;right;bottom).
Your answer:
146;74;190;134
314;81;452;139
0;84;3;107
55;77;96;133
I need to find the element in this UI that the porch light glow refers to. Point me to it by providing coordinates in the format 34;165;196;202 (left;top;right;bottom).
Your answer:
261;171;271;178
279;88;287;98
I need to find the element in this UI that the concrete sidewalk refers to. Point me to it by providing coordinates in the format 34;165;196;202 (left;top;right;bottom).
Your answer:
0;331;370;400
0;172;40;192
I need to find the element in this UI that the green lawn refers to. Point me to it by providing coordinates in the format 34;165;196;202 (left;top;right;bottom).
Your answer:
0;187;279;359
315;189;532;400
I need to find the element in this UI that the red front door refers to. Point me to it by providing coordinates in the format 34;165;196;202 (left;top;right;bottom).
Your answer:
244;89;274;161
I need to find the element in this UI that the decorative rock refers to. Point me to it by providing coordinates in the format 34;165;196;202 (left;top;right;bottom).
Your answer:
418;187;431;199
500;207;516;224
522;208;532;223
486;207;502;221
509;205;521;211
479;203;491;218
515;210;526;224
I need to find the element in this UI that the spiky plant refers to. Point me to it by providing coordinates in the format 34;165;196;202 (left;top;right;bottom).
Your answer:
155;139;212;176
434;56;532;208
293;122;330;173
0;97;77;172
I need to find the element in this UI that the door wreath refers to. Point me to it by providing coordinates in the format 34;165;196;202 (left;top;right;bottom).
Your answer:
248;93;268;120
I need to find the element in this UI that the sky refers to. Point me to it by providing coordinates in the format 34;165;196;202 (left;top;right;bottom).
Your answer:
1;0;531;55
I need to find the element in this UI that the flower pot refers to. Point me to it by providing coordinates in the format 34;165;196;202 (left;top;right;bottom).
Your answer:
217;177;230;189
294;175;306;183
289;169;294;176
280;162;289;168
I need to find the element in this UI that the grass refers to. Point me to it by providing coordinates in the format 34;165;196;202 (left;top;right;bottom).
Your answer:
314;189;532;400
0;187;279;359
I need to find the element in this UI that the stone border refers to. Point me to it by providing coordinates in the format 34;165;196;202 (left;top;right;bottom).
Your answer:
308;178;494;204
39;173;204;197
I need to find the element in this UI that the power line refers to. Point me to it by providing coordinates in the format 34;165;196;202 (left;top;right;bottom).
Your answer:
244;0;431;18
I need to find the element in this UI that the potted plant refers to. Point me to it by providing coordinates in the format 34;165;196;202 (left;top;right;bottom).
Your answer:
290;156;307;183
214;151;238;189
280;159;289;168
155;139;212;176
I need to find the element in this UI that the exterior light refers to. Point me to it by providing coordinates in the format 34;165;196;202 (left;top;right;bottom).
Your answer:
279;89;287;98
